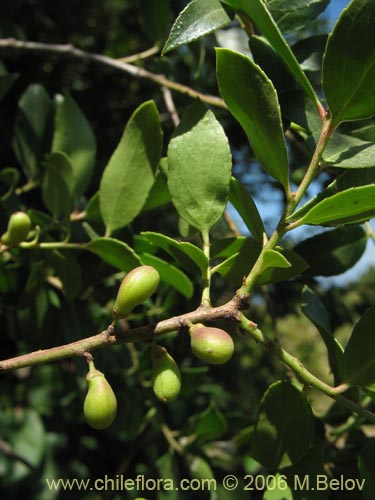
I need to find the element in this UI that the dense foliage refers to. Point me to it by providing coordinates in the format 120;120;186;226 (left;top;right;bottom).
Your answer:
1;0;375;499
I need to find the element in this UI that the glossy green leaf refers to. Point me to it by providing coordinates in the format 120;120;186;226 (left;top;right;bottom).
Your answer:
87;237;141;272
288;168;375;223
185;454;215;482
140;253;193;298
301;286;345;385
228;177;264;242
85;191;103;223
212;238;262;284
345;306;375;387
358;441;375;500
47;250;82;300
260;249;291;274
216;48;289;188
162;0;231;54
295;185;375;226
193;402;228;442
257;248;308;285
100;101;162;235
267;0;329;33
250;35;296;95
0;73;18;101
52;93;96;200
294;226;367;276
323;0;375;125
323;133;375;168
250;380;314;469
41;152;75;218
167;100;232;232
263;474;293;500
211;236;247;259
13;83;53;179
141;231;208;272
222;0;318;107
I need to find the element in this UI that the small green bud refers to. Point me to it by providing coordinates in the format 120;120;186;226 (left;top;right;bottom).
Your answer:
113;265;160;318
1;211;31;246
189;324;234;365
151;344;181;404
84;364;117;430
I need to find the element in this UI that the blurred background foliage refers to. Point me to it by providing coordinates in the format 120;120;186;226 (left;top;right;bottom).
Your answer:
0;0;374;499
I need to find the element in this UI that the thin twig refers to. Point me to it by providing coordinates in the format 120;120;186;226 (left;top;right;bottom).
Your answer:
0;297;245;372
161;86;180;126
0;38;226;109
118;44;160;64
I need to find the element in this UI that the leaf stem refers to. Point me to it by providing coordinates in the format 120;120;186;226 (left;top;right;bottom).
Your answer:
201;229;212;307
239;314;375;424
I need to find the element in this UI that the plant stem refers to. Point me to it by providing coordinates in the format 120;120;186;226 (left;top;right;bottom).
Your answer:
0;38;226;110
201;229;212;307
239;314;375;424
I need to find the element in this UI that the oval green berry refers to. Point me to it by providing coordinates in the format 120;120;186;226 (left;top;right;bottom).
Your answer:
190;324;234;365
151;344;181;404
113;265;160;317
83;366;117;430
1;211;31;246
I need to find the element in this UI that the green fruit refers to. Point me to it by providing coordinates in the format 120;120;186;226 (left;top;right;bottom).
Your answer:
151;344;181;404
113;265;160;317
84;365;117;430
1;211;31;245
190;324;234;365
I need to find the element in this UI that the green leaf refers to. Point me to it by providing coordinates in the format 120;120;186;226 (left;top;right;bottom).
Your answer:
0;73;18;101
260;249;291;274
216;48;289;189
13;83;54;179
140;253;193;298
222;0;318;107
323;0;375;125
267;0;329;33
358;441;375;500
85;191;103;223
52;93;96;200
99;101;162;235
162;0;232;54
0;168;20;201
301;286;345;385
228;177;264;242
345;306;375;387
294;225;367;276
250;35;296;95
47;250;82;300
41;152;75;218
193;401;228;442
250;380;315;469
211;236;247;258
142;171;171;212
212;238;262;284
257;248;308;285
156;452;180;500
294;185;375;226
288;168;375;223
167;100;232;232
323;132;375;168
141;231;208;272
87;237;141;272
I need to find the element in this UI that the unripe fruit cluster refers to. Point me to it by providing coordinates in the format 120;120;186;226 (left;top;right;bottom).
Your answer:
82;266;235;429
